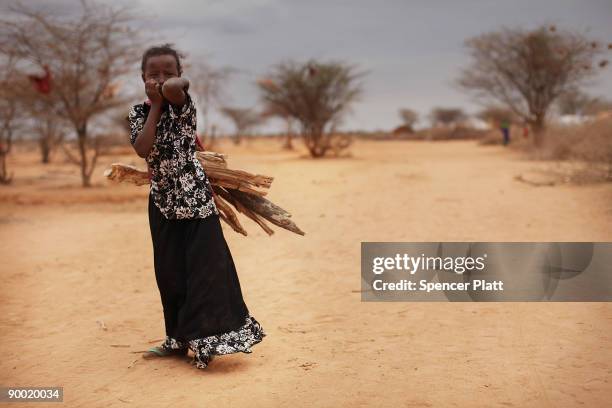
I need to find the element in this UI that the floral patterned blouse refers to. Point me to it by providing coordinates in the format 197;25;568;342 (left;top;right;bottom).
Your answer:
127;93;219;220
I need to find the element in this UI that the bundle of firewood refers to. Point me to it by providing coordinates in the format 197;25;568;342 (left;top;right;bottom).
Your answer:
103;151;305;236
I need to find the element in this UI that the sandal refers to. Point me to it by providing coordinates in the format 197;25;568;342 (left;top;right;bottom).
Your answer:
142;345;188;360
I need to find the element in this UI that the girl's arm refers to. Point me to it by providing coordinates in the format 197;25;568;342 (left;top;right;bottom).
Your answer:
133;79;163;158
162;77;190;107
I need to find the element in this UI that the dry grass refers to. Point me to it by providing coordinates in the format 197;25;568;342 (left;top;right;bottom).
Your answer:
419;125;489;140
523;118;612;183
357;126;489;141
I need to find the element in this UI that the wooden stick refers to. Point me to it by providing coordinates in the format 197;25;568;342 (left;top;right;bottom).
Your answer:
103;163;149;186
205;167;274;189
196;151;228;168
513;174;557;187
229;189;305;235
214;186;274;236
213;194;248;236
209;179;268;196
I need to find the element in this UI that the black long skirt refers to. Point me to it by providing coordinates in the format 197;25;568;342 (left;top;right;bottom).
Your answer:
148;193;266;368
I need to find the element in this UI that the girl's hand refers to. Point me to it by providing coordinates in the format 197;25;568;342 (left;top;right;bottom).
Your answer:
145;79;164;105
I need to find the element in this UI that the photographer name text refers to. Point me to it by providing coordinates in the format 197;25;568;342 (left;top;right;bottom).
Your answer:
371;253;504;292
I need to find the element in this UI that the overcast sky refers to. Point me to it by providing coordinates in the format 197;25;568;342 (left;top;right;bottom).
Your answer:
8;0;612;133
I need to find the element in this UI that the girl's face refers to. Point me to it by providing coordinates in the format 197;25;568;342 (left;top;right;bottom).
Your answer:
142;54;180;85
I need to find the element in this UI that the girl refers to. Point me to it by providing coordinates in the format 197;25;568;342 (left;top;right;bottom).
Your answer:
127;44;266;369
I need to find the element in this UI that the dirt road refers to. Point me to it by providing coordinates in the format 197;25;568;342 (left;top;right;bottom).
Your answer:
1;139;610;407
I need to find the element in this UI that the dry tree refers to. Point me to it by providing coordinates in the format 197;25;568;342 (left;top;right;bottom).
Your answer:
1;0;145;186
457;25;611;147
257;59;366;158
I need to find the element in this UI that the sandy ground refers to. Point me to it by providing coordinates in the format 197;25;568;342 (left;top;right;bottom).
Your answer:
1;138;611;407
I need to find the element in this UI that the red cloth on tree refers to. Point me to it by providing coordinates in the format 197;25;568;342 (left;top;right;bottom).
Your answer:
28;65;52;94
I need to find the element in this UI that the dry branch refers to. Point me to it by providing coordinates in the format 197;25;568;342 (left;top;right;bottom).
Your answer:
103;163;149;186
214;186;275;236
212;192;247;236
228;189;305;235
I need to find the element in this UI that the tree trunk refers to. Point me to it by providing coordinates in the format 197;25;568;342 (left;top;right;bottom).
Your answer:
530;114;546;148
303;125;329;158
0;128;14;184
306;134;328;157
283;119;293;150
76;124;92;187
40;138;51;164
0;152;13;184
233;132;242;145
38;118;61;164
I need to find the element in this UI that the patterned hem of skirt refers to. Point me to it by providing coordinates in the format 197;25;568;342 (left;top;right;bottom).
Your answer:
159;314;266;369
160;336;189;351
156;314;264;369
189;313;266;369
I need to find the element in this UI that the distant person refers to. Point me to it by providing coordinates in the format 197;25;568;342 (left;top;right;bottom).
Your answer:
500;120;511;146
127;44;266;369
